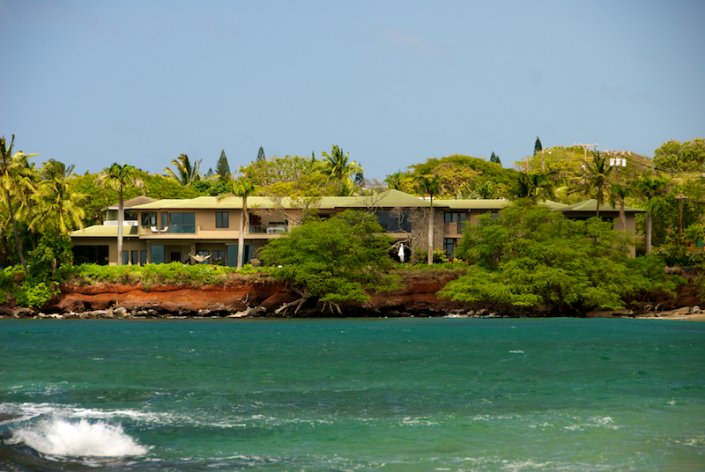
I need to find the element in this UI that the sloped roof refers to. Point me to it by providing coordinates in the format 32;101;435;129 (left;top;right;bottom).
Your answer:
558;199;645;213
337;190;450;209
102;196;156;211
71;225;139;238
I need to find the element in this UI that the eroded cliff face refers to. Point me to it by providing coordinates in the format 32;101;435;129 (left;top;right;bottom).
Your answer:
17;274;469;318
1;270;700;319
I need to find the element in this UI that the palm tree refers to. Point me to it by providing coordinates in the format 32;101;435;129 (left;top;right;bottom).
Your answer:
514;170;560;201
609;184;633;232
97;163;145;266
570;151;615;217
164;153;203;186
415;174;441;265
321;145;363;196
32;159;86;236
218;178;257;269
634;175;668;254
384;171;404;190
0;135;39;275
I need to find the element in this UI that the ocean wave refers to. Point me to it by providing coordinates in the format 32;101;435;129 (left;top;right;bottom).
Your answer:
8;417;148;457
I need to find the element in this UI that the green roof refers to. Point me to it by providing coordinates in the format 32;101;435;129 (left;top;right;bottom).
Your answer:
337;190;450;209
558;199;645;213
71;225;139;238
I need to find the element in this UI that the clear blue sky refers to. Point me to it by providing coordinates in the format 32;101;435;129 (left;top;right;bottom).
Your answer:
1;0;703;181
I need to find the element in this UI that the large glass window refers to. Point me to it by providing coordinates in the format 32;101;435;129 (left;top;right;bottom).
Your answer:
376;212;411;232
151;245;165;264
216;212;229;228
131;250;139;265
445;212;467;232
227;245;253;267
444;238;455;258
122;251;129;265
141;212;157;226
170;213;196;233
73;245;109;265
161;213;168;228
140;250;147;266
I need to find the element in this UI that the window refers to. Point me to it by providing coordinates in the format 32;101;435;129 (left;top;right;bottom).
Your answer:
122;251;129;265
73;245;109;265
376;212;411;232
216;212;229;228
444;238;455;258
151;245;165;264
140;250;147;266
170;213;196;233
227;245;253;267
141;212;157;226
445;212;467;233
131;250;138;265
161;213;168;228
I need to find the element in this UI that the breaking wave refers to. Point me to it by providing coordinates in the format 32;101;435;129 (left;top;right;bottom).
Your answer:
9;416;148;457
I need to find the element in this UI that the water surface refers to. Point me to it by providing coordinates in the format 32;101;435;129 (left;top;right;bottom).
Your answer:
1;318;703;471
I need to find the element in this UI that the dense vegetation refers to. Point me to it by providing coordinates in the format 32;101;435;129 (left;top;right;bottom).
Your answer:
2;134;705;311
259;210;402;311
438;201;683;315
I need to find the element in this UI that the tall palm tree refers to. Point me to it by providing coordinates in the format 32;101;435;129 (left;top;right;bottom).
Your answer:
321;145;363;196
570;151;615;217
514;170;560;201
634;175;668;254
384;171;404;190
415;174;441;265
218;178;257;269
97;163;145;266
0;135;39;275
609;183;633;232
32;159;86;236
164;153;203;186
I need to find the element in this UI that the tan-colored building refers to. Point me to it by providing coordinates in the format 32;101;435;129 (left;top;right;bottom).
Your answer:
70;190;644;266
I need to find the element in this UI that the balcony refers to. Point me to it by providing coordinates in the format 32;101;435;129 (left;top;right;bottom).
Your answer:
140;225;197;235
249;225;288;235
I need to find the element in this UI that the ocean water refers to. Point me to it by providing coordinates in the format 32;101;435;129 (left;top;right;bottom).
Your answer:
0;318;703;471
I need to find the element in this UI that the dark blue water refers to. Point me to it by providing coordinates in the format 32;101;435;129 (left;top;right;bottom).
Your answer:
1;318;703;471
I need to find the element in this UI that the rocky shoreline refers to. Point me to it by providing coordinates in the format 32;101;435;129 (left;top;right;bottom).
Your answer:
1;272;702;320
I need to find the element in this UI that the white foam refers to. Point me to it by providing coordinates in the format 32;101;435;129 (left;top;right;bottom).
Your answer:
10;417;148;457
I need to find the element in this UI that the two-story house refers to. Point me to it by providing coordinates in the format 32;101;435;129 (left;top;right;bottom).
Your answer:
71;190;644;266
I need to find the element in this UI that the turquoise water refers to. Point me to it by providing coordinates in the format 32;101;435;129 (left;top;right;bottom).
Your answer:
0;318;703;471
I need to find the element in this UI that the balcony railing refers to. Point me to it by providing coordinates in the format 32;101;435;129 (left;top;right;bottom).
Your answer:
141;225;196;234
249;225;288;234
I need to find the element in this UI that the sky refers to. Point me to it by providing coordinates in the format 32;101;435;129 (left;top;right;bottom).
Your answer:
1;0;703;182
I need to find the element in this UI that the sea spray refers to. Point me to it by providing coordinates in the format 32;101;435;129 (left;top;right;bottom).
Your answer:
10;417;148;457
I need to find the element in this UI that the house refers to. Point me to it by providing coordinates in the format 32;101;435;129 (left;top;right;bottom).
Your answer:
70;190;644;265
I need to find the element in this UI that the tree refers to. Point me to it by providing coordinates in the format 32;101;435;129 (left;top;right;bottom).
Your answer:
218;178;257;270
439;200;678;314
634;174;669;254
216;150;231;182
609;183;633;232
258;210;400;313
0;135;38;275
33;159;86;237
490;151;501;165
514;168;562;201
570;151;615;217
321;145;363;196
534;137;543;155
97;163;145;266
257;147;265;162
415;174;441;265
164;153;202;185
653;138;705;173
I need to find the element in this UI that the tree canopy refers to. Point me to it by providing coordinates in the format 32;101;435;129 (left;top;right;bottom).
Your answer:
439;200;678;314
653;138;705;173
259;210;400;306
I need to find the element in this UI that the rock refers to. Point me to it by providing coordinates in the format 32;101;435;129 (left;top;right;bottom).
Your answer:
114;307;128;317
693;305;702;314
